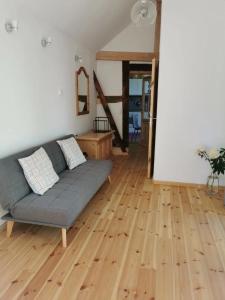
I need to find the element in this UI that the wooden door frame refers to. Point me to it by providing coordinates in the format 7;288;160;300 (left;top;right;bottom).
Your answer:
122;61;130;148
149;62;159;177
122;63;152;148
147;59;159;178
122;60;159;179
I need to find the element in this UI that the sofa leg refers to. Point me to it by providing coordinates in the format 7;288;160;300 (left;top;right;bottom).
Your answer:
108;175;112;184
6;221;15;238
62;228;67;248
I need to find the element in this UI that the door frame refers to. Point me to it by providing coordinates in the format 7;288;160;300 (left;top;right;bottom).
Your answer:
147;58;156;178
122;63;152;149
122;60;159;179
149;62;159;177
122;61;130;149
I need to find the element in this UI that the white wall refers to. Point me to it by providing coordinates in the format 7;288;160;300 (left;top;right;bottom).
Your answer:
96;61;122;96
0;2;96;223
97;103;123;138
97;22;155;139
154;0;225;185
96;61;122;137
103;23;155;52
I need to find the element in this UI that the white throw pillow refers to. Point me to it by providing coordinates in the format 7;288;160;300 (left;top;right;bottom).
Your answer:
57;137;86;170
18;147;59;195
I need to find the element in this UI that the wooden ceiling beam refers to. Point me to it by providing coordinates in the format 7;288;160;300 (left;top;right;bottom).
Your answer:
96;51;157;62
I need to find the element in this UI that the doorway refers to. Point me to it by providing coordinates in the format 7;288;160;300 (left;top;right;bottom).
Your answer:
128;73;151;146
122;60;158;178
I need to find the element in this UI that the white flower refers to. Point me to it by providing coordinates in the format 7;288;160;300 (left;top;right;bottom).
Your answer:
196;146;206;155
208;148;220;160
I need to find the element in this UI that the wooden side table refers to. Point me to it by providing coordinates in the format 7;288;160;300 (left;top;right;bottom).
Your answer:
76;131;113;160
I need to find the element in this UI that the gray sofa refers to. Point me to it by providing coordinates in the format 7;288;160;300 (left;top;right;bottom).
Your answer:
0;135;112;247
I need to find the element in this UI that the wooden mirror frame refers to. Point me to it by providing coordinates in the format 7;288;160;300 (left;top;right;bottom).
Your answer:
76;66;90;116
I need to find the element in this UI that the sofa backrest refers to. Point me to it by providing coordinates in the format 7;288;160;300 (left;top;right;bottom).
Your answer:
0;134;74;211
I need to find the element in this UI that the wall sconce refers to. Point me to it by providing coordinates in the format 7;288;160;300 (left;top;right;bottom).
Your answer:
75;55;83;64
41;37;52;48
5;20;18;33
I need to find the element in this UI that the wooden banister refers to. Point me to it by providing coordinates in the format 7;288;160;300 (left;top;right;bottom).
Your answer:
93;71;126;152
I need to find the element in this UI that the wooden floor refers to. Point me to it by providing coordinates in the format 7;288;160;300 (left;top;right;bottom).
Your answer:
1;146;225;300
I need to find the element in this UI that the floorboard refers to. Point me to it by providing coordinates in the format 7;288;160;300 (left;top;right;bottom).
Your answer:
0;145;225;299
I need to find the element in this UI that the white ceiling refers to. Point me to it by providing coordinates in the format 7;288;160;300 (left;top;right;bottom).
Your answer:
15;0;138;50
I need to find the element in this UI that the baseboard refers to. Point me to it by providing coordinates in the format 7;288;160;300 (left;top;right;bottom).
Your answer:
153;179;225;189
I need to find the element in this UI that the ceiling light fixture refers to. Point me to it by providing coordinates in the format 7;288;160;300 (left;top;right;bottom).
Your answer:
131;0;157;26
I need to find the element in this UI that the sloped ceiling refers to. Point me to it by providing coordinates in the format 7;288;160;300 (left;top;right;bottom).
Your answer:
15;0;138;50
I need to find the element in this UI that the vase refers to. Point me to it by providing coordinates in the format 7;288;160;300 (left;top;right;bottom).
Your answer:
206;173;219;195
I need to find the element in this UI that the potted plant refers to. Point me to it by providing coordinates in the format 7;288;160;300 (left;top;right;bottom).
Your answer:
197;147;225;194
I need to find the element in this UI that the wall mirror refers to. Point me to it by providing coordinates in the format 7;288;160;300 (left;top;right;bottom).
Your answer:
76;67;89;115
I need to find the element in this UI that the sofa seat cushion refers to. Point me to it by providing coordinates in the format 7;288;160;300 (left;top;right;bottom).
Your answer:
10;160;112;227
